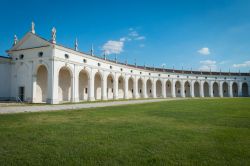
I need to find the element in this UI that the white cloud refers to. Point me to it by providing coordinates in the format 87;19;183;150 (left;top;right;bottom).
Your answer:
199;60;217;71
102;40;124;55
129;31;139;37
232;61;250;68
135;36;146;40
197;47;210;55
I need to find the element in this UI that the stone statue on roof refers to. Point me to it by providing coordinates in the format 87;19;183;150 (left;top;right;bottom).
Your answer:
51;27;56;44
31;21;35;34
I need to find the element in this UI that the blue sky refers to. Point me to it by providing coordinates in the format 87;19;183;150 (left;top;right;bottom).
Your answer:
1;0;250;72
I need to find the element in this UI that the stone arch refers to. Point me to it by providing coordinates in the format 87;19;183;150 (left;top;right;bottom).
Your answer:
107;73;115;100
213;82;219;97
175;81;181;97
232;82;238;97
156;80;162;98
118;75;125;99
166;80;172;97
94;72;102;100
194;81;200;97
79;69;89;101
138;78;143;98
203;82;209;97
128;77;134;99
146;79;153;98
222;82;229;97
36;65;48;103
58;66;72;102
242;82;249;97
184;81;191;97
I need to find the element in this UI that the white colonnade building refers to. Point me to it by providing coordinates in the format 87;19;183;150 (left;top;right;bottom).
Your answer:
0;23;249;104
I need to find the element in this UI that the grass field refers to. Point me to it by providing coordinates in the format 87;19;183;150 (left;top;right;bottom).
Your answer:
0;98;249;165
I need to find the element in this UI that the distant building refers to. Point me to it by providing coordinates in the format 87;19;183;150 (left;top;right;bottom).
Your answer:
0;23;249;104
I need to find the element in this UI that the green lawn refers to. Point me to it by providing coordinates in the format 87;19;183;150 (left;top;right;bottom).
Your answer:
0;98;249;166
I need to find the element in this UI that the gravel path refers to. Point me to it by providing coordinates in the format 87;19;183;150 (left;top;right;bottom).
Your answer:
0;98;185;114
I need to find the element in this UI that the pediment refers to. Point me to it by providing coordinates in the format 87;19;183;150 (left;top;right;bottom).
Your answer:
9;32;51;51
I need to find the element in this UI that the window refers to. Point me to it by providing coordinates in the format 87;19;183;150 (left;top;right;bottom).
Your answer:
85;88;88;94
149;73;151;75
224;77;226;80
98;63;101;66
187;76;189;78
120;68;123;71
19;54;24;59
110;66;112;69
215;77;217;79
205;77;207;79
132;89;134;93
150;89;152;93
177;75;179;78
140;89;142;93
140;72;142;74
38;52;43;57
131;70;133;73
65;54;69;59
83;59;87;63
168;75;170;77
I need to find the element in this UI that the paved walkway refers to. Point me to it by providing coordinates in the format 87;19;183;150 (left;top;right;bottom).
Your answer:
0;98;185;114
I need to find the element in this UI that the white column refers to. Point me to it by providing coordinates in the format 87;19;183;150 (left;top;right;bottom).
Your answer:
228;81;233;97
190;80;195;97
72;65;79;102
209;81;214;97
114;73;119;100
134;76;139;99
200;81;204;97
219;82;223;97
238;82;242;97
172;79;176;97
180;80;185;97
248;82;250;97
143;77;147;98
162;79;166;98
47;58;59;104
152;79;157;98
102;72;107;100
88;70;95;101
124;76;129;99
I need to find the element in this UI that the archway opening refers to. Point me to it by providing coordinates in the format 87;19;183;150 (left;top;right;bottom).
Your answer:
203;82;209;97
156;80;162;98
222;82;229;97
36;65;48;103
232;82;238;97
107;74;114;100
138;78;143;98
147;79;153;98
194;82;200;97
128;77;134;99
166;80;171;97
213;82;219;97
58;67;72;102
79;70;89;101
184;81;191;97
175;81;181;97
118;76;125;99
242;83;249;97
94;72;102;100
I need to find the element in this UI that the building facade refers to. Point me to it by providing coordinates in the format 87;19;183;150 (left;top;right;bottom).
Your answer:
0;25;249;104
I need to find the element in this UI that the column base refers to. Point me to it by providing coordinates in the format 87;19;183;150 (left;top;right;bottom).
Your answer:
46;98;59;104
88;97;95;101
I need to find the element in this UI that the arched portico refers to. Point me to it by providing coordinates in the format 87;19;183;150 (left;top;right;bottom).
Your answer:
156;80;162;98
58;66;72;102
79;70;89;101
194;81;200;97
166;80;172;97
184;81;191;97
138;78;143;98
213;82;219;97
222;82;229;97
36;65;48;103
146;79;153;98
128;77;134;99
107;74;115;100
175;81;181;97
232;82;238;97
118;76;125;99
203;82;209;97
94;72;102;100
242;82;249;97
